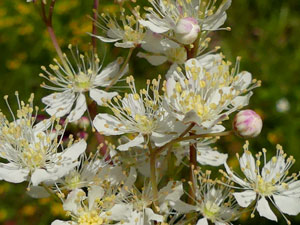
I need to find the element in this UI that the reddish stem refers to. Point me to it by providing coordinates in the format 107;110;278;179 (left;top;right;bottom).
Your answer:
92;0;99;52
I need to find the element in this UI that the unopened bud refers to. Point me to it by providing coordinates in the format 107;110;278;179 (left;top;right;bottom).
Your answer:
233;110;263;138
174;17;200;45
78;116;90;129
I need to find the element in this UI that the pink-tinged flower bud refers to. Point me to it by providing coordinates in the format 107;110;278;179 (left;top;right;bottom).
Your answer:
174;17;200;45
233;110;263;138
77;131;89;140
78;116;90;129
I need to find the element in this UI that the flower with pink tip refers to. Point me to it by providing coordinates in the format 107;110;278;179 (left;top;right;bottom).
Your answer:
233;110;263;138
174;17;200;45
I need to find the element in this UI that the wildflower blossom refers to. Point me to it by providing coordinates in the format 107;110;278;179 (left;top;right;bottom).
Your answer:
173;136;228;167
139;0;231;43
164;54;260;128
40;45;127;122
92;6;146;48
175;170;241;225
0;94;86;186
52;168;138;225
57;150;125;191
93;75;184;150
222;142;300;223
137;31;187;66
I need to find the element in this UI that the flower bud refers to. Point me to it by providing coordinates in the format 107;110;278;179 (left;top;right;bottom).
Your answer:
174;17;200;45
233;110;263;138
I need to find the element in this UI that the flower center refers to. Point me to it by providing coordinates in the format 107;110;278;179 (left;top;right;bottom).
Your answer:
134;114;155;134
179;91;211;119
256;177;276;196
22;147;45;169
203;201;220;221
166;47;187;64
65;171;81;189
124;25;144;44
74;73;91;92
78;211;104;225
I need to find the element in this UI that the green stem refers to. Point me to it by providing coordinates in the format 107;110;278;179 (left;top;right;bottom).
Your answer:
105;47;134;91
149;142;159;212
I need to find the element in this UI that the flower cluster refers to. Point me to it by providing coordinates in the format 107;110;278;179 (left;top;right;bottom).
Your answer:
4;1;299;225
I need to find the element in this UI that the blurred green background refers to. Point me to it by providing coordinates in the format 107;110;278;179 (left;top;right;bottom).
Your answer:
0;0;300;224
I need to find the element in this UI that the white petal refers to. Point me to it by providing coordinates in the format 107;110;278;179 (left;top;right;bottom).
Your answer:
89;88;118;105
278;180;300;197
239;150;257;181
173;200;197;213
257;197;277;221
224;162;249;187
273;194;300;216
159;182;183;213
107;204;133;221
234;71;252;90
233;190;256;207
183;110;202;125
60;139;87;161
64;189;85;214
120;167;137;196
145;208;164;222
0;163;28;183
197;147;228;166
90;33;121;43
43;91;75;117
231;92;253;108
31;162;78;186
33;119;52;133
94;59;124;87
88;186;105;210
115;42;136;48
137;52;167;66
117;134;144;151
151;132;172;147
93;113;125;135
196;218;208;225
51;220;74;225
27;186;50;198
67;93;87;122
139;18;170;33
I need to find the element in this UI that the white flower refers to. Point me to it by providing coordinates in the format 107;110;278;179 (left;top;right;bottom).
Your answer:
0;94;86;186
139;0;231;38
222;141;300;223
93;75;184;150
120;181;183;225
52;167;138;225
92;7;146;48
57;151;124;191
137;31;187;66
164;54;260;128
175;170;241;225
40;45;127;122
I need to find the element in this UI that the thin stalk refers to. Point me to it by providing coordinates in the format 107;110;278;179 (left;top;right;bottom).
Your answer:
149;141;159;212
105;47;134;91
41;183;60;201
40;0;71;73
154;130;232;157
92;0;99;52
188;133;197;205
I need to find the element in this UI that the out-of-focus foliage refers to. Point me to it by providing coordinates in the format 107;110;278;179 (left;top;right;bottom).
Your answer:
0;0;300;224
